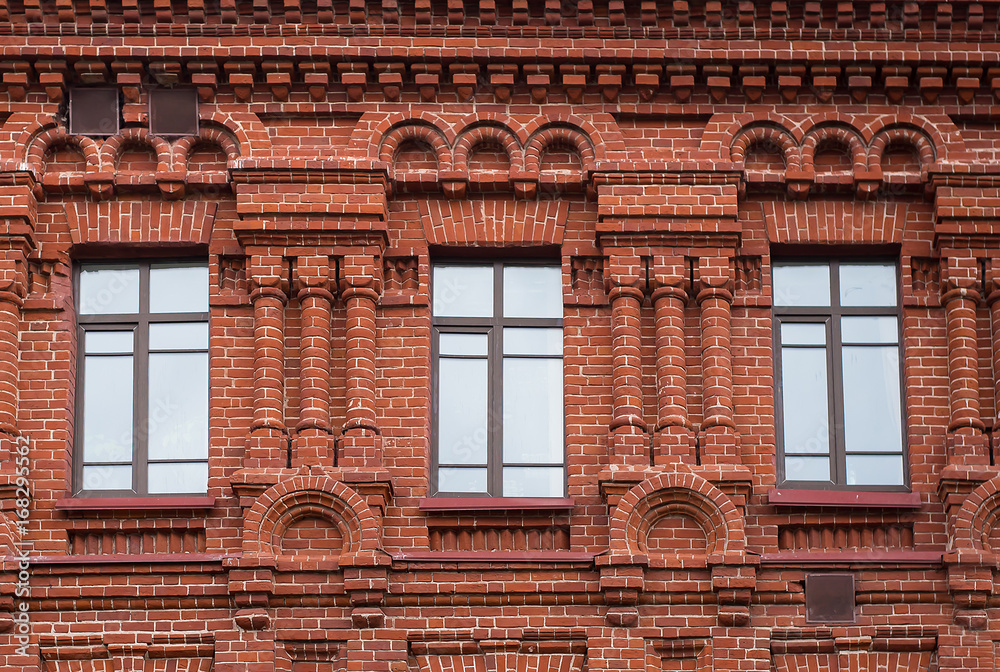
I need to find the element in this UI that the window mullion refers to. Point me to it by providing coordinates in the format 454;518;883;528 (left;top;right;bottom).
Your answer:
829;262;847;486
490;261;504;497
134;263;151;496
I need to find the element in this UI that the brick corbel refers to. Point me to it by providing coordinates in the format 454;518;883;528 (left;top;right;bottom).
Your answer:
413;63;442;102
263;61;295;101
36;61;68;104
0;62;30;102
188;61;219;102
596;64;625;103
633;64;662;102
225;62;257;103
300;61;331;102
560;64;590;104
847;65;875;102
739;65;767;103
944;551;995;630
711;559;757;627
704;65;732;103
489;64;516;103
667;63;695;103
525;64;554;104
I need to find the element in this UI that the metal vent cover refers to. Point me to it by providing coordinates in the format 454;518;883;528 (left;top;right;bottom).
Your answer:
148;88;199;137
805;573;856;624
68;87;120;136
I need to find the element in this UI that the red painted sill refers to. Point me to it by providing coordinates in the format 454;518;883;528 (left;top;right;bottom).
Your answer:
767;489;921;508
54;496;216;511
419;497;575;512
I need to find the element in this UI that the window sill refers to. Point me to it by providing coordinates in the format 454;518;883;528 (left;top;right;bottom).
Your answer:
767;489;921;509
419;497;574;512
54;496;216;511
760;551;942;565
395;551;594;562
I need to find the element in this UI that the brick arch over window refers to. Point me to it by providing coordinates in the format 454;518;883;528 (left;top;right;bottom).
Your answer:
801;123;868;174
172;123;242;172
453;123;524;175
242;475;383;565
100;127;172;173
21;124;101;177
610;472;745;560
953;475;1000;555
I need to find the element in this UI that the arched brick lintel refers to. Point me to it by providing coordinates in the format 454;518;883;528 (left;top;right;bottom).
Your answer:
610;471;746;557
242;475;383;562
954;475;1000;553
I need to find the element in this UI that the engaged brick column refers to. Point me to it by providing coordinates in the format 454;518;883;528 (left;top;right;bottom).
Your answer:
293;256;335;467
605;253;649;463
0;242;28;463
650;255;694;465
941;255;989;465
248;255;289;469
696;256;738;464
987;260;1000;446
339;252;383;469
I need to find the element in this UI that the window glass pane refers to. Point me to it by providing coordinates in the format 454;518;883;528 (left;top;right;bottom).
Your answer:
783;456;831;482
79;266;140;315
147;352;209;461
780;322;826;346
841;316;898;344
438;467;487;493
503;358;563;464
842;346;903;453
82;355;134;463
780;347;830;455
149;322;210;350
772;263;831;307
502;466;564;497
840;263;896;307
439;332;488;356
150;264;209;314
437;358;489;465
82;465;132;491
147;462;209;494
85;330;134;354
846;454;904;486
503;266;562;318
433;265;494;317
503;327;562;356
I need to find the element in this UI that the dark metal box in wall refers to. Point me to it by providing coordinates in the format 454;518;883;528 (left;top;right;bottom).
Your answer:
805;573;856;624
149;88;199;137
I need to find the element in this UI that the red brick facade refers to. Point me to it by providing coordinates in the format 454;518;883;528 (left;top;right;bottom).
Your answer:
1;2;1000;671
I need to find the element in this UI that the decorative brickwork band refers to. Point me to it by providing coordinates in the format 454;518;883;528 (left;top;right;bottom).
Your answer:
605;253;648;463
696;257;738;465
247;257;289;469
650;255;694;465
339;252;383;469
293;256;336;467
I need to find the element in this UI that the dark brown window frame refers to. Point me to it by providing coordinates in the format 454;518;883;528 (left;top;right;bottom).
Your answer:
773;258;910;492
73;259;209;497
430;260;565;498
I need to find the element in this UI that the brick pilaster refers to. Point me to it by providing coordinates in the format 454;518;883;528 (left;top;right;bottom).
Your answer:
696;256;738;465
293;255;336;467
247;253;289;469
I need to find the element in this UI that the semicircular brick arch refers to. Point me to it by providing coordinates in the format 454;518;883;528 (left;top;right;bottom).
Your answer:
349;111;455;160
19;122;100;176
197;109;269;158
868;124;937;174
453;122;524;175
800;123;868;175
861;111;968;164
378;121;454;180
610;471;745;560
523;124;597;178
172;123;242;172
700;111;805;164
100;127;172;173
953;475;1000;553
729;122;802;173
242;475;383;565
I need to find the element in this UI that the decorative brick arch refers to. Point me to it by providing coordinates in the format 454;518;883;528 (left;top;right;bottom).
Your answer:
861;112;967;163
523;124;597;176
242;475;382;564
172;124;241;172
100;127;172;173
378;122;454;178
349;111;456;159
453;111;532;146
453;122;524;175
610;472;745;559
18;122;100;176
198;109;269;158
702;112;804;163
953;475;1000;553
522;112;623;161
801;123;867;174
868;124;937;173
729;122;802;172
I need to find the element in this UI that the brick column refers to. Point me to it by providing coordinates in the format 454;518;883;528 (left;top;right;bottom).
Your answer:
941;255;989;465
696;256;738;464
247;254;288;469
293;255;335;467
0;240;29;463
650;254;694;465
605;253;649;463
987;261;1000;431
339;252;382;469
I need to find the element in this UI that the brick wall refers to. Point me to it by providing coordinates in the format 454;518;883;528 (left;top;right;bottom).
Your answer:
0;2;999;671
